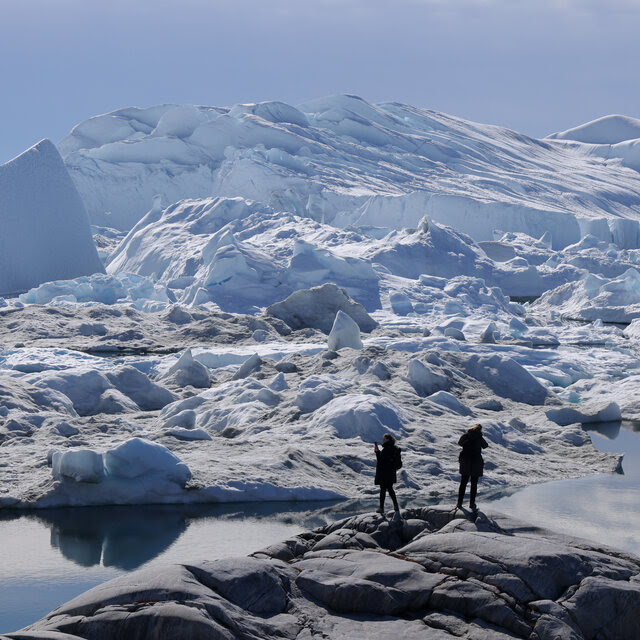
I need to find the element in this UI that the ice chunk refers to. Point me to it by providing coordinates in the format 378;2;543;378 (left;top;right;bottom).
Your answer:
166;427;212;441
295;386;335;414
25;369;138;416
19;273;170;307
479;322;498;344
546;402;621;426
295;375;351;414
52;422;80;437
462;354;548;405
444;327;465;341
165;305;193;325
163;409;197;429
267;283;377;334
268;372;288;391
548;114;640;144
509;318;528;338
533;268;640;323
106;366;177;410
52;449;105;483
103;438;191;486
407;359;449;396
327;310;363;351
232;353;264;380
152;105;208;138
390;292;414;315
160;349;210;388
310;394;407;442
623;319;640;339
427;391;473;416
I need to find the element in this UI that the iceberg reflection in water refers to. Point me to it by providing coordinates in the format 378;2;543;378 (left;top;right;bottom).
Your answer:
492;421;640;556
0;500;347;633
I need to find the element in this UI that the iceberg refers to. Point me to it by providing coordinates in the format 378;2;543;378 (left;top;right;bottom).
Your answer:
0;140;104;295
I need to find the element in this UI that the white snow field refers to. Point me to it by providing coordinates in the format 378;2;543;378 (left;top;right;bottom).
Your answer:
0;140;104;296
2;97;640;511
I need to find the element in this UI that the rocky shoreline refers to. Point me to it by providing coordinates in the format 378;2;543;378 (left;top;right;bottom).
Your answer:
4;506;639;640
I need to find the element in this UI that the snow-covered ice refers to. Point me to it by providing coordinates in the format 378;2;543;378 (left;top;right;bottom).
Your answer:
2;97;640;513
58;97;640;252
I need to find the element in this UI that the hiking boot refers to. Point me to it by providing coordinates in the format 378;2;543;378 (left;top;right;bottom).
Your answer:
376;508;384;514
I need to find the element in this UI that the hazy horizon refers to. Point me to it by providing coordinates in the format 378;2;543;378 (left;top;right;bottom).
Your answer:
1;0;639;163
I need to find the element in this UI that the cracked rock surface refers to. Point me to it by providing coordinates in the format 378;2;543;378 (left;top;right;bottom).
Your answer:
4;506;639;639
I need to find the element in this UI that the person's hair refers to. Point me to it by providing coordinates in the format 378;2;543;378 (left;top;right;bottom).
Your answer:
467;423;483;432
382;433;396;444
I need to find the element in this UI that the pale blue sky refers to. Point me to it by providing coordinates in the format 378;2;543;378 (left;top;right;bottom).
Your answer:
1;0;639;163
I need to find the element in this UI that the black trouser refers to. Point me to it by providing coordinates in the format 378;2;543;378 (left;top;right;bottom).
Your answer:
457;474;478;506
379;482;399;511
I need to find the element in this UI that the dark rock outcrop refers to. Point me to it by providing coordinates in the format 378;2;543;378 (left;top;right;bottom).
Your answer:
5;507;640;639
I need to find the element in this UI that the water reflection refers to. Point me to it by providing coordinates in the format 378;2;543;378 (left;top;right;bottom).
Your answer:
46;506;188;569
492;420;640;555
2;500;350;572
590;421;622;441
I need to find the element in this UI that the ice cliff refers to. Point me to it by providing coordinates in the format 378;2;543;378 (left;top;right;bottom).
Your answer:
0;140;104;295
59;96;640;250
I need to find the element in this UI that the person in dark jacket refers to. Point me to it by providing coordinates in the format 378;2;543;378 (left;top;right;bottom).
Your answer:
456;423;488;510
374;433;401;514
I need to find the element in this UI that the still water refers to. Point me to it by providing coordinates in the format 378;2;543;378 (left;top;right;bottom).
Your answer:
1;423;638;634
0;501;357;633
492;421;640;555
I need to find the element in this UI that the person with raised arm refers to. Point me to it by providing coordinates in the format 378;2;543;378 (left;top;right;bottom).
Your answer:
456;423;488;511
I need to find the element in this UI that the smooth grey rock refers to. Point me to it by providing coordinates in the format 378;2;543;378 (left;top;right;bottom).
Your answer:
531;614;583;640
562;576;640;640
428;578;531;637
311;528;379;552
294;549;444;614
186;557;295;614
10;508;640;640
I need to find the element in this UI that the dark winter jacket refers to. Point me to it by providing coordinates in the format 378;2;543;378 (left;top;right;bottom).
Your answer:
458;430;488;477
375;442;402;486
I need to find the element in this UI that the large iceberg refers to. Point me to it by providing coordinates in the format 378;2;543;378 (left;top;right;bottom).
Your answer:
0;140;104;295
59;97;640;250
